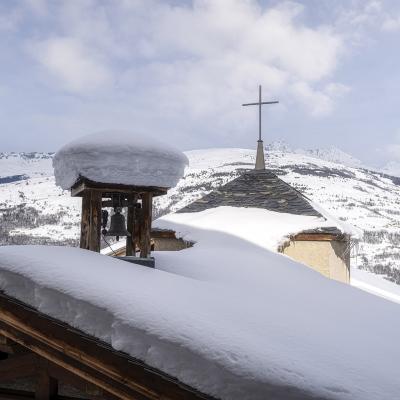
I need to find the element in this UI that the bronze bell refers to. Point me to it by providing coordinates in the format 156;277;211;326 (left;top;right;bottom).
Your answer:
106;209;131;240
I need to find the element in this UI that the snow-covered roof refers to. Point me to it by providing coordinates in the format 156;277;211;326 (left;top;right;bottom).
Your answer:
155;206;355;253
177;169;358;237
0;228;399;399
53;131;188;190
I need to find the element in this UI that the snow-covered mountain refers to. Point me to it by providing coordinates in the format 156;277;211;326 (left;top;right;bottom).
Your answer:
1;147;400;285
266;141;364;168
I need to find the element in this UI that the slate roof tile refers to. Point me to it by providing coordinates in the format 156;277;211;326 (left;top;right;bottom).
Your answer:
178;169;323;218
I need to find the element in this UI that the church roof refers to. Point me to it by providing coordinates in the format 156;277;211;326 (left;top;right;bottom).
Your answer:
178;169;323;217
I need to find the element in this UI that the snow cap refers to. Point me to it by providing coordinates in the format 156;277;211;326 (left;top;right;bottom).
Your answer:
53;131;188;190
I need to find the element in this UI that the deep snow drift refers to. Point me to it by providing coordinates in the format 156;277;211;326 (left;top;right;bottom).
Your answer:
154;206;359;251
53;131;188;190
0;207;399;399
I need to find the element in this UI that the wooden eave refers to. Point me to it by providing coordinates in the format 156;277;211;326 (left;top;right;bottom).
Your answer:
151;229;177;239
71;178;169;198
291;232;349;242
0;292;215;400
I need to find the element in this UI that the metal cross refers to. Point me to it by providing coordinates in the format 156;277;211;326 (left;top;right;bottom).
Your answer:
242;85;278;141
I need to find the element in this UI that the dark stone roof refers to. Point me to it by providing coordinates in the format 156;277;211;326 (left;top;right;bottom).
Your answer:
300;226;343;235
178;169;323;217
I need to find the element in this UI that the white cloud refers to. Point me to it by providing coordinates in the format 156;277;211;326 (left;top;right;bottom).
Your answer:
382;144;400;160
382;16;400;31
25;1;346;104
17;0;352;147
324;82;351;98
378;129;400;163
25;0;48;17
0;4;23;31
290;82;333;117
337;0;400;35
28;37;111;93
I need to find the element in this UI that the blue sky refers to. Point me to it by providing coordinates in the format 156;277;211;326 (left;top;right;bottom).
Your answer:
0;0;400;168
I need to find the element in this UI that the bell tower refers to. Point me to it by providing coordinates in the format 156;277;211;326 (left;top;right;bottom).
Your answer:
71;178;169;264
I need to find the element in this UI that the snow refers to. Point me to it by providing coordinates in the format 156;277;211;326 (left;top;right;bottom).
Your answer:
154;206;357;251
307;199;363;239
0;152;53;179
0;147;388;265
1;207;400;399
351;267;400;304
296;146;364;168
4;148;400;397
266;142;365;168
53;131;188;190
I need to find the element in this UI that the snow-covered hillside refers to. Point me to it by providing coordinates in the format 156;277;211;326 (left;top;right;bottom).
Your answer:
0;152;80;246
1;148;400;284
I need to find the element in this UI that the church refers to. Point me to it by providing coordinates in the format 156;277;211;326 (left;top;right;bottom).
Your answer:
108;154;354;284
168;166;353;283
107;86;355;283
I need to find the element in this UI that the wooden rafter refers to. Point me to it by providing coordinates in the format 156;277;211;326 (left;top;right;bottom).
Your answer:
291;233;348;242
71;178;167;198
0;293;215;400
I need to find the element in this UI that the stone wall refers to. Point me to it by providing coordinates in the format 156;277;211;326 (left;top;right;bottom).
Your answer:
281;239;350;283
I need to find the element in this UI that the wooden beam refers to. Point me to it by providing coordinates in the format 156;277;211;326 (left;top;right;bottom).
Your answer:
125;195;136;257
80;190;102;252
46;363;117;400
89;191;102;252
0;387;35;400
0;294;214;400
35;369;58;400
71;178;167;198
79;191;91;250
140;193;152;258
292;233;346;242
0;387;94;400
135;207;142;256
151;229;177;239
0;353;38;382
0;341;27;355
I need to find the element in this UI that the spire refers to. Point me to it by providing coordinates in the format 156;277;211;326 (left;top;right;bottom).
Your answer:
255;140;265;170
242;85;279;170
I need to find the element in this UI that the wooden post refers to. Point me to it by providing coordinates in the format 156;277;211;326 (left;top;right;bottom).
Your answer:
89;191;102;252
80;190;102;252
140;193;152;258
134;204;141;256
125;195;136;256
80;191;91;250
36;369;58;399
